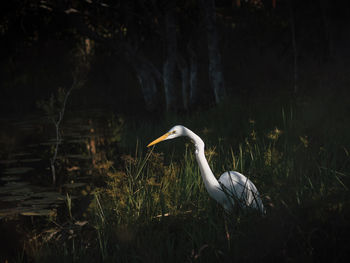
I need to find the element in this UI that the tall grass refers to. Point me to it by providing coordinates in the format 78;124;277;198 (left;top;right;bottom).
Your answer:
34;97;350;262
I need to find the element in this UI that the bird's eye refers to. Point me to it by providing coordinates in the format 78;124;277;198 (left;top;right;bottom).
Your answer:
171;131;176;134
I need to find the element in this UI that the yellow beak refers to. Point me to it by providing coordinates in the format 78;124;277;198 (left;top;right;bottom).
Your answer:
147;132;170;147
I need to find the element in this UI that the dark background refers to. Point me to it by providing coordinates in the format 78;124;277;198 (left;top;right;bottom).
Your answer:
1;0;349;117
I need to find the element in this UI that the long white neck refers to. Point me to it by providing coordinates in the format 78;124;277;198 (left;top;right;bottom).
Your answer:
183;127;222;203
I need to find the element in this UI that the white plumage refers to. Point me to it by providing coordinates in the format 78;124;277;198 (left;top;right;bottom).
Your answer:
148;125;265;213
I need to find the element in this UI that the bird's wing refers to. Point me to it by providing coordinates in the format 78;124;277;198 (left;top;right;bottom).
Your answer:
218;171;263;210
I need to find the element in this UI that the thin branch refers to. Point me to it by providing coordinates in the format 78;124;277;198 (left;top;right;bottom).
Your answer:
50;87;72;185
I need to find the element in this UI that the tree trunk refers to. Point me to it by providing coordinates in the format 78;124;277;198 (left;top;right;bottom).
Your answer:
177;54;189;110
133;54;161;111
163;4;178;111
188;42;198;108
123;44;161;111
135;64;159;111
201;0;226;104
176;41;199;111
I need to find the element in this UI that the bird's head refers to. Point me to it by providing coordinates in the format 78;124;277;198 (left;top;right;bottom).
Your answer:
147;125;185;147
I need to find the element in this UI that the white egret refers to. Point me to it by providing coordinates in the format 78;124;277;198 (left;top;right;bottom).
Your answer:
147;125;265;213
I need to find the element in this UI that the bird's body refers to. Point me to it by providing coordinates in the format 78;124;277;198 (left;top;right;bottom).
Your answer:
217;171;264;212
147;125;265;213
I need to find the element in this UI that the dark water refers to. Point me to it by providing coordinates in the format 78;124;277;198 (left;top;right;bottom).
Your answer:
0;109;119;219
